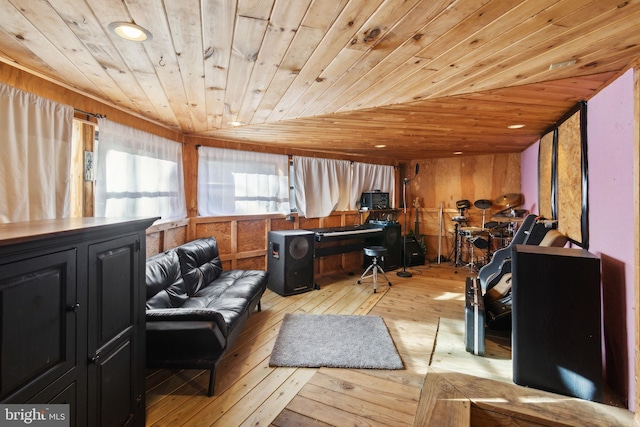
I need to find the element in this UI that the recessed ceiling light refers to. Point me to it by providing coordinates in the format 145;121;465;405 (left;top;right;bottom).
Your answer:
109;22;152;42
228;121;246;127
374;144;386;148
453;151;463;155
507;124;526;129
549;59;576;70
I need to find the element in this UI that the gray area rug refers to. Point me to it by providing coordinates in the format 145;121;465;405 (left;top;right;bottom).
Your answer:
269;313;403;369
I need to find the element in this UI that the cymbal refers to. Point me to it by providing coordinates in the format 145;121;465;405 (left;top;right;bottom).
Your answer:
474;199;493;210
494;193;522;207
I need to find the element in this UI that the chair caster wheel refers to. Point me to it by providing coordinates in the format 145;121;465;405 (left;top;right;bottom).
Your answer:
374;289;377;293
357;280;361;284
389;282;392;286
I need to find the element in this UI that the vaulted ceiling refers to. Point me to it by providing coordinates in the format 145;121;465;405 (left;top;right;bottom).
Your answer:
0;0;638;160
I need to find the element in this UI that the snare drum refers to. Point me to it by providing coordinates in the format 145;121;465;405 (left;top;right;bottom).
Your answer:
459;226;488;238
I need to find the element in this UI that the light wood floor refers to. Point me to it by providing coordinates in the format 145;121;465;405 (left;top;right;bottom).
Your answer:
144;263;634;426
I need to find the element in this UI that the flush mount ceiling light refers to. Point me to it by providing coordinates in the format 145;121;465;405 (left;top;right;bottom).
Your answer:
374;144;386;148
228;121;246;127
549;59;576;70
108;22;152;42
453;151;463;155
507;124;526;129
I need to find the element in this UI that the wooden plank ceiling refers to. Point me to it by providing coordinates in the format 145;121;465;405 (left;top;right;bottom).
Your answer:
0;0;638;160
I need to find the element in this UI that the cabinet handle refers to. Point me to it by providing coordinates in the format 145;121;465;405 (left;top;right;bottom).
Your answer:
67;303;80;313
90;354;100;364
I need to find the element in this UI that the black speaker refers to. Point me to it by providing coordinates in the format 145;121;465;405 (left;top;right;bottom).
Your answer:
512;244;602;402
365;224;401;270
267;230;315;296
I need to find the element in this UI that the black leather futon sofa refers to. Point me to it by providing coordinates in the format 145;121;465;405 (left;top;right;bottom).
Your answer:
145;236;268;396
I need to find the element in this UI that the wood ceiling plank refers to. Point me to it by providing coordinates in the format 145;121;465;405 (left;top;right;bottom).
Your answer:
367;0;564;108
282;0;424;120
0;28;59;77
424;0;640;98
266;0;385;122
123;0;192;131
0;0;103;98
302;0;455;118
202;0;237;130
9;0;140;111
238;0;276;20
164;0;208;132
356;0;588;108
302;0;350;31
222;15;269;126
250;24;325;124
236;0;312;125
456;7;640;94
333;0;493;113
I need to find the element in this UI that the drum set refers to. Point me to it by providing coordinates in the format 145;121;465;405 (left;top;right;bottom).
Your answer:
452;193;526;271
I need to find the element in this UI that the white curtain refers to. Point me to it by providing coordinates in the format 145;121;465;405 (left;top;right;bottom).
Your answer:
350;162;395;209
0;83;73;223
198;147;289;216
293;156;351;218
95;118;186;221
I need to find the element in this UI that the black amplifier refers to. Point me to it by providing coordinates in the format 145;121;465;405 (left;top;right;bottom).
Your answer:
360;191;389;209
402;237;425;266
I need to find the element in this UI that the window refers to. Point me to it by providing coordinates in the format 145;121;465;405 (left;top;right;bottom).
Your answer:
95;119;186;221
198;146;290;216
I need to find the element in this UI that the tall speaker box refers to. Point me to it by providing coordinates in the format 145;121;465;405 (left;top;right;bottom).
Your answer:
512;244;602;402
267;230;315;296
365;223;401;270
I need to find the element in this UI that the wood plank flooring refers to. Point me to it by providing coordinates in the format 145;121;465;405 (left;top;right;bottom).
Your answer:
144;263;634;426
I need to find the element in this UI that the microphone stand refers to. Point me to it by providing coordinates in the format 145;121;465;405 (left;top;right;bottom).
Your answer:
397;163;419;278
397;177;412;277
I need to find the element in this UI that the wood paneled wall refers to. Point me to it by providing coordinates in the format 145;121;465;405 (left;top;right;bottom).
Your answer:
400;154;521;261
147;212;367;277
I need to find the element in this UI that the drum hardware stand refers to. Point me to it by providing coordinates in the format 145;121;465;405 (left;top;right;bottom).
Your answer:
437;202;443;265
463;237;483;272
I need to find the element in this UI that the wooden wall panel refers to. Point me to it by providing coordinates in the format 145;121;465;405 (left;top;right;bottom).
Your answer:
146;232;163;258
556;110;583;244
539;130;554;218
237;257;265;270
196;222;232;254
406;153;521;260
237;219;267;252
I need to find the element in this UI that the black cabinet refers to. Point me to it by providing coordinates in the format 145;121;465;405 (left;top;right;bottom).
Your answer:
0;218;157;426
511;244;602;402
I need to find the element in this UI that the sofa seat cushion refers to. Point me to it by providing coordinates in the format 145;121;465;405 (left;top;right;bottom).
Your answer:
181;269;268;337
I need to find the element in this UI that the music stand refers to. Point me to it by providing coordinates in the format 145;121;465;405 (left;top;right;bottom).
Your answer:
397;164;420;278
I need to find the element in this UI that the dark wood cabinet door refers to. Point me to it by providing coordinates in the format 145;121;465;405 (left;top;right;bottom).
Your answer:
0;249;79;404
87;234;144;426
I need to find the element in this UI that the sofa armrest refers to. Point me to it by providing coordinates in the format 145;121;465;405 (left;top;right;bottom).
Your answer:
146;308;227;336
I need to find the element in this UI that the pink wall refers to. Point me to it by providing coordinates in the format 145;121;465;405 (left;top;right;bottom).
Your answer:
520;68;635;409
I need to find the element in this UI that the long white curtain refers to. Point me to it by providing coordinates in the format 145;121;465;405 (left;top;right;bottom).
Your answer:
0;83;73;223
198;146;290;216
95;118;186;220
293;156;351;218
351;162;395;209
